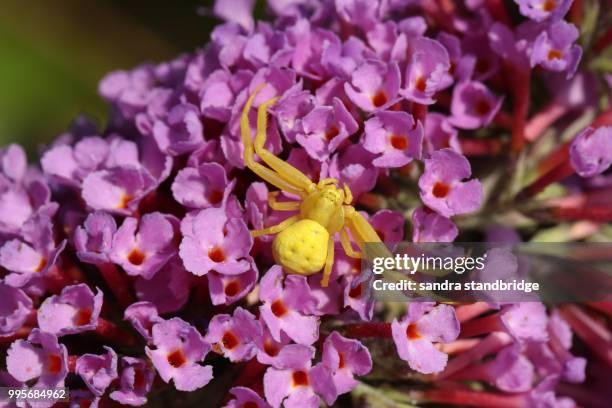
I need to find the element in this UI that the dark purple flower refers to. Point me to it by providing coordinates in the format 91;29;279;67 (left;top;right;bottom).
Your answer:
75;346;119;396
344;59;401;112
423;113;461;154
322;332;372;394
205;307;262;362
0;283;33;337
134;257;192;314
570;126;612;177
514;0;572;22
449;81;503;130
74;211;117;264
412;207;458;243
124;301;162;344
172;163;235;209
530;20;582;78
110;357;156;406
224;386;271;408
401;37;452;104
207;260;258;305
153;104;205;156
363;110;423;167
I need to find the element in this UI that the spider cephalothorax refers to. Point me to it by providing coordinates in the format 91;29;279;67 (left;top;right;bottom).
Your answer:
241;84;385;287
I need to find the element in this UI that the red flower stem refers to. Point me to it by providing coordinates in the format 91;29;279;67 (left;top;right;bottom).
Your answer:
508;66;530;153
414;389;523;408
458;137;502;156
485;0;512;25
454;302;492;323
96;318;137;347
537;142;570;175
493;110;513;129
552;205;612;222
445;359;491;382
525;101;568;141
68;355;78;372
558;304;612;366
438;338;480;355
0;326;31;344
557;382;610;408
436;332;511;380
516;160;575;201
96;263;134;307
412;103;428;126
343;322;392;338
458;313;503;338
587;302;612;317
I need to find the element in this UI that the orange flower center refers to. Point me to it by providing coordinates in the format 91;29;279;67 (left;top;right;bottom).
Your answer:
34;257;47;272
271;299;288;317
224;280;241;297
325;126;340;141
432;182;450;198
75;308;93;326
475;99;491;116
292;370;310;387
543;0;556;12
371;90;388;107
118;194;133;209
338;352;346;369
348;283;363;298
128;248;146;265
222;331;240;350
167;349;187;368
547;49;563;60
48;354;63;374
207;190;224;205
208;246;226;263
390;135;408;150
406;323;421;340
415;76;427;92
133;368;146;388
264;340;280;357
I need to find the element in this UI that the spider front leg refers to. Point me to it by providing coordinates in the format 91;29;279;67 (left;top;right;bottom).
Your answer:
321;238;335;287
251;215;299;238
339;228;363;259
268;191;301;211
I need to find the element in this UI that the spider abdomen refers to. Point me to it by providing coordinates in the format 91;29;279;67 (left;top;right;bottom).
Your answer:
272;219;329;275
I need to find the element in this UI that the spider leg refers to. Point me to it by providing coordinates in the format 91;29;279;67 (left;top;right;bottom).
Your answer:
268;191;301;211
343;183;353;204
321;238;335;287
251;215;299;238
241;87;305;197
339;228;363;259
253;97;317;193
344;205;392;260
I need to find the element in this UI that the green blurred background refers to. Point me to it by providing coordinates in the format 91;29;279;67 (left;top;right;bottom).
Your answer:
0;0;220;156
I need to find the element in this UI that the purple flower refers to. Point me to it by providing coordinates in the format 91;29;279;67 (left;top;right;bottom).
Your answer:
145;317;213;391
224;386;271;408
207;260;258;305
296;98;358;161
75;346;119;396
569;126;612;177
530;20;582;78
124;301;162;343
110;357;156;406
205;307;262;362
259;265;320;345
134;257;192;314
200;69;253;122
37;283;103;336
263;345;337;408
363;110;423;167
7;329;68;396
153;103;205;156
180;207;253;276
437;32;475;82
214;0;255;31
322;332;372;394
272;88;315;143
514;0;572;22
391;303;460;374
418;149;483;217
81;167;156;215
41;136;109;186
344;60;401;112
369;209;405;243
423;113;461;154
255;328;315;368
0;214;66;287
0;144;27;182
110;212;178;279
449;81;503;130
487;345;535;392
328;145;379;198
335;0;379;31
172;162;236;209
98;64;156;119
500;302;549;343
74;211;117;264
401;37;452;104
0;283;33;337
412;207;458;243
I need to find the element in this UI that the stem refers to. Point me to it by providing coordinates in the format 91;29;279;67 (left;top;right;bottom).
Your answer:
455;302;493;323
558;304;612;366
553;205;612;222
525;101;568;141
96;318;137;347
459;137;502;156
412;388;523;408
587;302;612;317
96;263;134;307
343;322;392;338
516;160;575;201
459;313;504;338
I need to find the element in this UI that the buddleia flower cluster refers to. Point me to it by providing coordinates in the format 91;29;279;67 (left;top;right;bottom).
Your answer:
1;0;612;407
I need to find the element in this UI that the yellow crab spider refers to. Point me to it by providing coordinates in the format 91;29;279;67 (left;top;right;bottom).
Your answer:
240;84;385;287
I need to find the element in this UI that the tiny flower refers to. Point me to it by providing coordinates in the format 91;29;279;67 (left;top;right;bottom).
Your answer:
110;357;156;407
0;283;33;337
569;126;612;177
207;260;258;305
75;346;119;396
344;59;401;112
412;207;459;243
486;345;535;392
514;0;572;22
391;303;460;374
224;386;271;408
328;145;379;198
41;136;109;186
418;149;483;217
134;257;192;314
263;345;337;408
401;37;452;105
145;317;213;391
363;110;423;168
74;211;117;264
530;20;582;78
124;301;163;343
172;162;236;209
0;143;27;182
213;0;255;32
437;32;475;82
500;302;549;343
369;209;405;243
272;88;315;143
335;0;379;31
152;103;205;156
205;307;262;362
255;327;316;368
98;64;156;119
110;212;179;279
179;207;253;276
296;98;358;161
423;113;461;154
449;81;503;130
37;284;103;336
81;166;156;215
7;329;68;395
200;69;253;122
259;265;320;345
322;332;372;394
